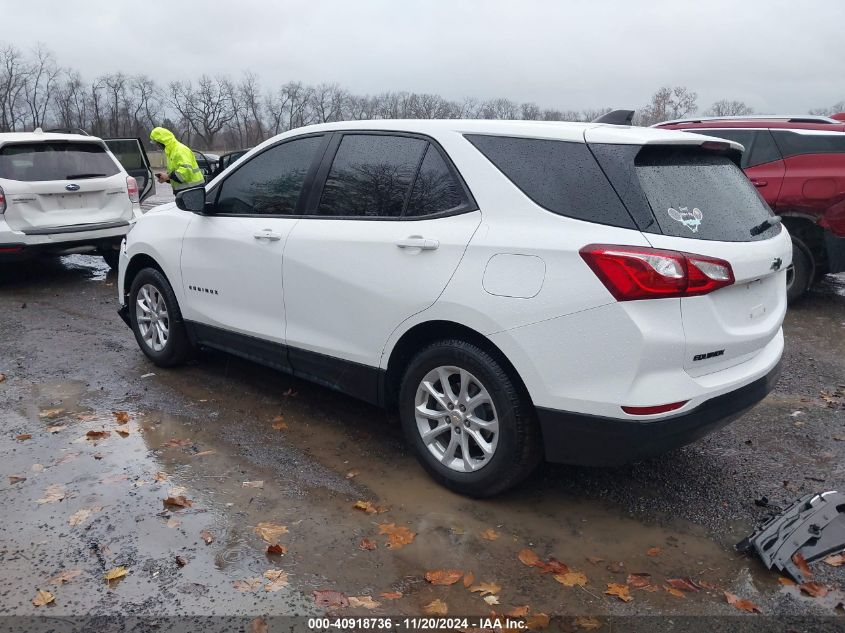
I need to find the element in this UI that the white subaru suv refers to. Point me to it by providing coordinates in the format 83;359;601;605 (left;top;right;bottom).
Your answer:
0;130;153;268
118;119;790;496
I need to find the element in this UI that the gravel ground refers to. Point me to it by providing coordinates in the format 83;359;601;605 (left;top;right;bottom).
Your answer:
0;256;843;631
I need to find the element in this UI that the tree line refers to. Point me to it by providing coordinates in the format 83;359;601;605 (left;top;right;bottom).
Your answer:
1;43;842;150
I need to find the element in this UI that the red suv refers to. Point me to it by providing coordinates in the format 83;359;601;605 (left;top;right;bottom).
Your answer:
655;114;845;301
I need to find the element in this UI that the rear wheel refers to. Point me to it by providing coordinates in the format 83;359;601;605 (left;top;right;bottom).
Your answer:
398;339;542;497
786;236;814;304
128;268;192;367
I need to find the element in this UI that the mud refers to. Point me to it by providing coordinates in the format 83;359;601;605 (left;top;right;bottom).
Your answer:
0;256;843;628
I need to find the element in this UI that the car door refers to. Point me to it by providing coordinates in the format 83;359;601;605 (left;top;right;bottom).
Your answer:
178;134;328;370
282;132;481;402
103;138;155;202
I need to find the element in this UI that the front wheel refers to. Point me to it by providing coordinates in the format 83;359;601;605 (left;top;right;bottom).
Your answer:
398;339;542;497
128;268;192;367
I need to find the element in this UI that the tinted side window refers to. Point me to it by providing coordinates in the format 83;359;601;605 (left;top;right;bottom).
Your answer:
465;135;635;229
688;129;780;168
406;145;466;216
215;136;322;215
317;134;427;217
772;130;845;157
748;130;781;166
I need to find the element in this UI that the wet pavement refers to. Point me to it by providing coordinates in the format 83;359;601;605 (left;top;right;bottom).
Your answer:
0;256;843;631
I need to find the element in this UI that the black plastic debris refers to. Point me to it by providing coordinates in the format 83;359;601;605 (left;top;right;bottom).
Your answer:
737;490;845;582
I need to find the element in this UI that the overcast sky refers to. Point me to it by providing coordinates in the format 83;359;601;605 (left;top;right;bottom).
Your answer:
4;0;844;114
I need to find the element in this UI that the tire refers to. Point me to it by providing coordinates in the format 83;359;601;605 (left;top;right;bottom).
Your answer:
128;267;192;367
786;236;814;304
398;339;542;497
100;248;120;270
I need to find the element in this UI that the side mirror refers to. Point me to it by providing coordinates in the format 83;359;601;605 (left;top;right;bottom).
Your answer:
175;186;207;213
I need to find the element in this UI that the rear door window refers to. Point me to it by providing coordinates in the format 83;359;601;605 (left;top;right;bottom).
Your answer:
317;134;427;217
686;129;780;167
465;135;635;229
771;130;845;157
0;142;120;182
634;147;780;241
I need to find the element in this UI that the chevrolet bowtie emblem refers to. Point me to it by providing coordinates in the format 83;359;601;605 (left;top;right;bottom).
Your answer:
771;257;783;271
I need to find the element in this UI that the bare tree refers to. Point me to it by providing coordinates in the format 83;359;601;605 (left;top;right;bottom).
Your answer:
0;43;28;131
310;83;347;123
809;101;845;116
705;99;754;117
169;75;235;148
638;86;698;126
22;44;60;129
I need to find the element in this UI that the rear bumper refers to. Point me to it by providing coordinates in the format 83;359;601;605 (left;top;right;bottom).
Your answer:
0;219;134;262
538;359;782;466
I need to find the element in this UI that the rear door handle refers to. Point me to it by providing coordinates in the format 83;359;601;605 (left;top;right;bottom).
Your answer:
253;229;282;241
396;236;439;251
751;179;768;187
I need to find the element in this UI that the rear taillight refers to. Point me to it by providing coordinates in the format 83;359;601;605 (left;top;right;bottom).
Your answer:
126;176;139;204
580;244;734;301
0;185;6;214
622;401;688;415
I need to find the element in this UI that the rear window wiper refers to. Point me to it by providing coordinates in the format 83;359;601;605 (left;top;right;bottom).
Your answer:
750;215;782;236
65;173;106;180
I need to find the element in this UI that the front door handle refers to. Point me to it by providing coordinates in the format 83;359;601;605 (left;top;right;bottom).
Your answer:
396;236;439;251
253;229;282;241
751;179;768;187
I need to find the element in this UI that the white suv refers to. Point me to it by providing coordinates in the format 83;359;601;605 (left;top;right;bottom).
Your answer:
0;130;152;268
118;120;790;496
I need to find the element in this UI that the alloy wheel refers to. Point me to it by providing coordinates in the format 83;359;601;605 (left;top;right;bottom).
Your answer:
135;283;169;352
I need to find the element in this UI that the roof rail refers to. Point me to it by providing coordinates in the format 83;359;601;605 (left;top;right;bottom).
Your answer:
654;114;839;127
591;109;635;126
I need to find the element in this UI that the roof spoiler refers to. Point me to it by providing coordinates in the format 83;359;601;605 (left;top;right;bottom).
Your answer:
591;110;635;126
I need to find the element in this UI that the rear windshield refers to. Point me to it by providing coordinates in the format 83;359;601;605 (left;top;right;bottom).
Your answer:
634;147;780;242
0;142;120;182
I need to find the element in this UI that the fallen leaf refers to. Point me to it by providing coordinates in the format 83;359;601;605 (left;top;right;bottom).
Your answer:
605;561;624;574
68;505;103;526
104;566;128;583
358;538;377;551
664;586;685;598
349;595;380;609
665;578;701;593
100;473;128;485
313;589;349;608
166;518;182;529
483;595;499;605
586;556;605;565
481;528;500;541
426;569;464;586
54;452;79;466
540;558;569;574
175;555;187;567
32;463;45;472
507;605;530;617
249;617;268;633
114;428;130;437
39;408;64;419
75;413;97;421
626;573;652;588
254;522;288;542
463;571;475;588
792;553;812;580
48;569;82;585
16;434;32;441
8;475;26;484
354;500;378;514
86;430;110;440
47;425;67;433
423;599;448;616
380;591;402;600
194;450;216;457
605;582;633;602
646;547;661;557
200;530;214;544
525;613;550;630
345;470;358;479
823;553;845;567
519;548;542;567
263;568;289;591
36;484;67;504
554;571;587;587
163;495;193;509
574;617;602;630
32;590;54;606
234;578;263;592
778;576;797;586
113;411;130;424
378;522;415;549
724;591;761;613
799;582;829;598
154;472;168;482
0;372;5;382
267;543;287;555
469;582;501;596
166;437;193;447
242;480;264;488
271;415;288;430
